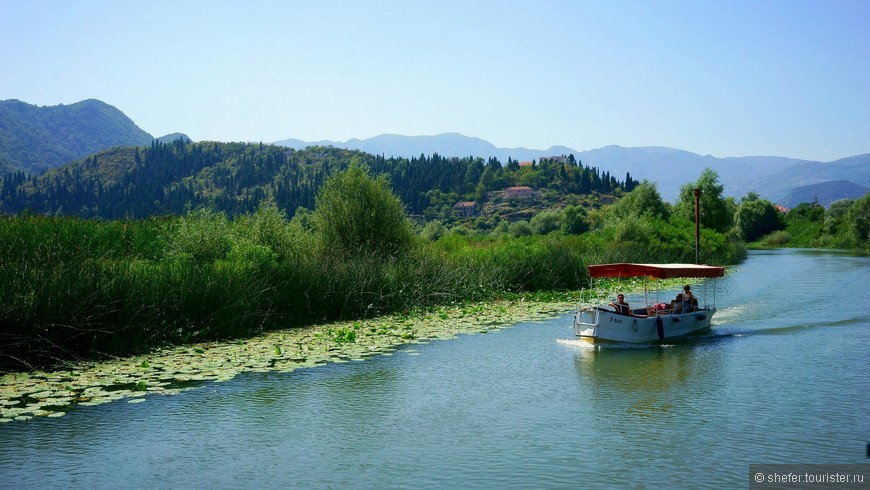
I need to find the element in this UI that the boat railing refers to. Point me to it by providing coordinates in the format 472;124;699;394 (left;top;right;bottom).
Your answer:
575;287;610;311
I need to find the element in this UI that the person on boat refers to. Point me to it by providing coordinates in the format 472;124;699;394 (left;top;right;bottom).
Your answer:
609;294;632;316
669;293;684;313
682;285;699;312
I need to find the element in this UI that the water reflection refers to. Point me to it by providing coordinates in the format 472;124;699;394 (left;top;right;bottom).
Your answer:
570;342;725;421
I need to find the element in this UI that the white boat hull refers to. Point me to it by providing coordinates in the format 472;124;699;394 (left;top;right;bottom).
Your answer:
573;307;715;343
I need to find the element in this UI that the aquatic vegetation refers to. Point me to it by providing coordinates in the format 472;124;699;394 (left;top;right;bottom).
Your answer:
331;327;357;343
0;297;573;423
0;213;601;371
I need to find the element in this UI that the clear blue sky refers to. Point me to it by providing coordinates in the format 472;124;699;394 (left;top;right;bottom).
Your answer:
2;0;868;161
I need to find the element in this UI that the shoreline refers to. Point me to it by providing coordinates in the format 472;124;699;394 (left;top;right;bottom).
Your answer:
0;298;576;423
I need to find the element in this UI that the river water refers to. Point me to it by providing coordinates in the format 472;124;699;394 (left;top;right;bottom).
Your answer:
1;249;868;488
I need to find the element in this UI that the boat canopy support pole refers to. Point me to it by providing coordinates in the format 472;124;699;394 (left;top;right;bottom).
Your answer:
694;188;701;264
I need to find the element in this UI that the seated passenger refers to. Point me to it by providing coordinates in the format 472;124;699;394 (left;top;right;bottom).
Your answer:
670;293;684;313
609;294;632;316
682;285;699;312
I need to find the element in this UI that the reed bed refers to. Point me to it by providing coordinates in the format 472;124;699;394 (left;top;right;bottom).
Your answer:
0;214;584;370
0;211;738;371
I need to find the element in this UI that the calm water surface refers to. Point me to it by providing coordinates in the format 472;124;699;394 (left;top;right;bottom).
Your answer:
1;249;868;488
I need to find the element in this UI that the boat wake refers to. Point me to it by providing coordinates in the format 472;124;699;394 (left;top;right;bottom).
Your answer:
708;315;868;339
556;338;677;350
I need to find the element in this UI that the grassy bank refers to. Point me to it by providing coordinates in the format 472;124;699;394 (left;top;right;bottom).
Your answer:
0;212;588;370
0;205;740;371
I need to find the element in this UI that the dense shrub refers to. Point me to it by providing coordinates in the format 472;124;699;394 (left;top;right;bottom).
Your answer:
313;161;414;258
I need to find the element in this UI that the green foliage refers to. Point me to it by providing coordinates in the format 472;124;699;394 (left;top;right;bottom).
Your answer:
530;209;563;235
165;208;232;263
420;220;447;241
331;327;357;343
233;201;311;263
779;202;822;247
846;193;870;243
612;216;654;245
561;204;589;234
313;161;414;257
787;201;825;222
2;141;636;224
508;220;533;237
777;195;870;250
605;180;669;222
0;206;745;370
674;168;733;233
762;230;792;247
823;199;853;235
734;194;785;242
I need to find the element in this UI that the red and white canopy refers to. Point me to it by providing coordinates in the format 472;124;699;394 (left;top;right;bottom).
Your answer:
587;263;725;279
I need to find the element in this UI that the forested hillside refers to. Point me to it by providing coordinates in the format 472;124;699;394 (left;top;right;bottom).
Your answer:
0;140;638;220
0;99;154;175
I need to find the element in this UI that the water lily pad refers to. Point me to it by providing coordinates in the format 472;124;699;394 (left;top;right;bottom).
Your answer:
40;397;73;407
28;390;55;399
0;297;575;424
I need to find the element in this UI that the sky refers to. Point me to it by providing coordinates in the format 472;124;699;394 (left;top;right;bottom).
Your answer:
1;0;868;161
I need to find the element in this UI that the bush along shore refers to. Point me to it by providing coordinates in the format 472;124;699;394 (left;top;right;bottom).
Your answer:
0;164;743;372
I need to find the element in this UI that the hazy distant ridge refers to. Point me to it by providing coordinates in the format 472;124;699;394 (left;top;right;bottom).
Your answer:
274;133;869;203
275;132;580;164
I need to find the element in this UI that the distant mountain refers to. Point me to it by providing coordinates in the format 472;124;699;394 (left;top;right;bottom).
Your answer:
748;154;870;202
274;132;578;165
155;133;191;145
779;180;869;209
274;134;869;204
0;99;154;175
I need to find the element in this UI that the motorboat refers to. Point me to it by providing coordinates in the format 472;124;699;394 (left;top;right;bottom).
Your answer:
572;263;725;343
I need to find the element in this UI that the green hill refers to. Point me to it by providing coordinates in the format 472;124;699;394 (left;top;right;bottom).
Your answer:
1;141;635;220
0;99;154;175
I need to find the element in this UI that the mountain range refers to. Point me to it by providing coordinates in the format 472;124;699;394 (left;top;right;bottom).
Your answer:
0;98;865;208
275;133;869;205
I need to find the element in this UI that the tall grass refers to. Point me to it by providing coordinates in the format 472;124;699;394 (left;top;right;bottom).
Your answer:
0;209;739;370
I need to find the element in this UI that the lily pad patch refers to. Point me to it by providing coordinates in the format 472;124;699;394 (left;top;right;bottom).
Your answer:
0;298;573;422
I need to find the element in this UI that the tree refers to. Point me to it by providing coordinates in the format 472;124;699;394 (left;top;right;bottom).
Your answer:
675;168;732;233
508;220;533;237
823;198;854;236
734;193;784;242
608;180;669;221
313;159;414;257
420;220;447;241
846;193;870;244
530;209;563;235
787;201;824;223
561;204;589;235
